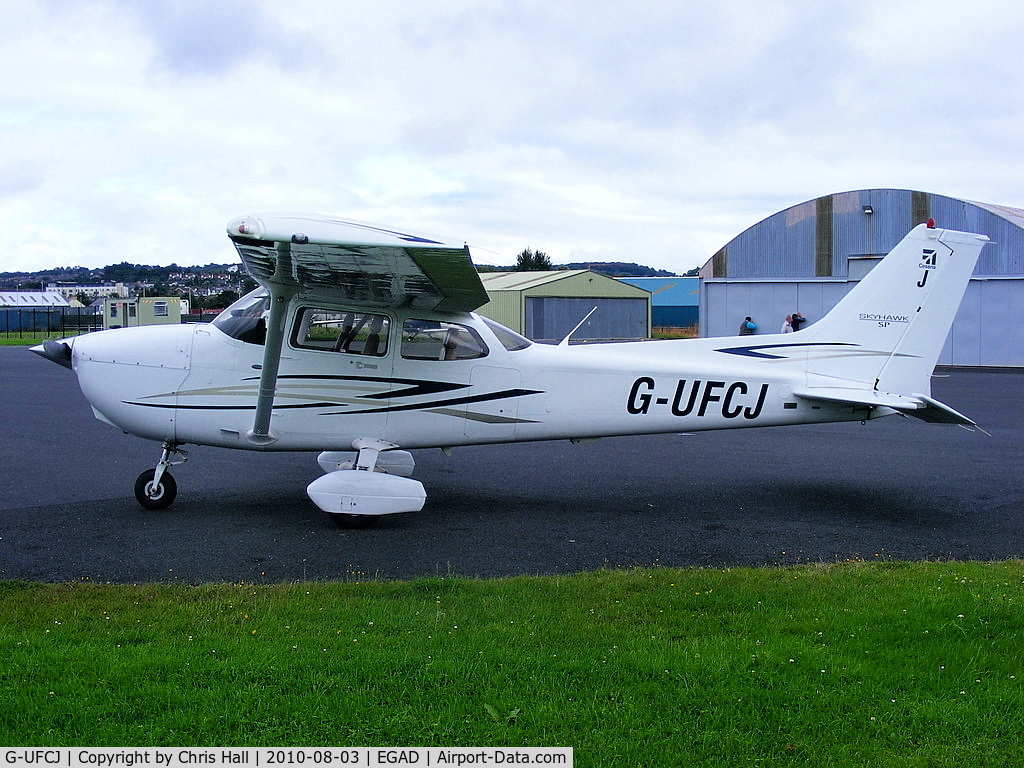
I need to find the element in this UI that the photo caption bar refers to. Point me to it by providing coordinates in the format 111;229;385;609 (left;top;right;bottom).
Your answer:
2;749;572;767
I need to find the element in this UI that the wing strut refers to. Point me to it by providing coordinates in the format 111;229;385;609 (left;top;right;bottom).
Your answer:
247;242;300;446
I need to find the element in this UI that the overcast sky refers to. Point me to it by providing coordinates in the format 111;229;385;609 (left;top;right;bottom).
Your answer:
3;0;1022;275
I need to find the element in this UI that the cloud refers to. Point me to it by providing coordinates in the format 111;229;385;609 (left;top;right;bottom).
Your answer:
2;0;1024;275
120;0;279;76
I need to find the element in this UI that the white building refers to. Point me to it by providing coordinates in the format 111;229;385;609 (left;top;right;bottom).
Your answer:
47;282;129;300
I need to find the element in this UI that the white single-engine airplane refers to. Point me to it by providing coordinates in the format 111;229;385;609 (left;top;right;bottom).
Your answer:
34;214;988;527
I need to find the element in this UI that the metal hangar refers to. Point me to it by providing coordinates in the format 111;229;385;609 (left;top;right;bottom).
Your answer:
699;189;1024;366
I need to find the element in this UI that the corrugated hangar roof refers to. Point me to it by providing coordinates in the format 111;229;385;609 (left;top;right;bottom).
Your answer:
704;189;1024;279
698;188;1024;366
970;200;1024;230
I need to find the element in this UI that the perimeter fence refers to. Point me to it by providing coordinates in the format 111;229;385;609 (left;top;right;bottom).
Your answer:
1;307;102;339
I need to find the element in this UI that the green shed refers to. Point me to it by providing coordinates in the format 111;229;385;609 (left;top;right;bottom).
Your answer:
103;297;183;329
478;270;651;341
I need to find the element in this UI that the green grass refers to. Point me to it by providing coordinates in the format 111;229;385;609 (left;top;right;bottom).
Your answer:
2;563;1023;765
1;336;48;346
651;325;699;339
0;331;90;346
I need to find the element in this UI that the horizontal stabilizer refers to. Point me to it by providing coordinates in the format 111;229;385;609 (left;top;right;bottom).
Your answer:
794;387;977;426
908;393;978;425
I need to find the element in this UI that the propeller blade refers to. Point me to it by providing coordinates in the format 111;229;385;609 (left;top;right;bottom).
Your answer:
31;340;73;370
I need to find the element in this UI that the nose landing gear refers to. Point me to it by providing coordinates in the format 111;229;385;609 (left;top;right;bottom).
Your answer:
134;443;189;510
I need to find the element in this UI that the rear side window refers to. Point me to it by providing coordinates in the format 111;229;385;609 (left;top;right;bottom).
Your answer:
401;319;488;361
292;308;390;356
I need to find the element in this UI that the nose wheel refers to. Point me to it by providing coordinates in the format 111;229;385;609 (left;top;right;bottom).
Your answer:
134;443;187;510
134;469;177;509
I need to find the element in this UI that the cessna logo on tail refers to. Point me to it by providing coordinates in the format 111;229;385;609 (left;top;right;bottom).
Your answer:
917;248;937;288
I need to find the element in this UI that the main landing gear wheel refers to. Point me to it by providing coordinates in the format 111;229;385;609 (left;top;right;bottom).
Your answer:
134;469;177;510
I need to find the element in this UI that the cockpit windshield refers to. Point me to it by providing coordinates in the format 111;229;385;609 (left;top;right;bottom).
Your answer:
212;289;271;344
481;316;532;351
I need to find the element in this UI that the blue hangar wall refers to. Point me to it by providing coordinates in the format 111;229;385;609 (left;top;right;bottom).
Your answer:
699;189;1024;366
616;277;699;329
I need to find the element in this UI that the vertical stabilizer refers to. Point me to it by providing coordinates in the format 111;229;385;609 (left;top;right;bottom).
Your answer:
799;224;988;396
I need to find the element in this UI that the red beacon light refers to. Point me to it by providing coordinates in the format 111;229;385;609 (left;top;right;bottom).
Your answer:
228;215;264;239
927;217;936;228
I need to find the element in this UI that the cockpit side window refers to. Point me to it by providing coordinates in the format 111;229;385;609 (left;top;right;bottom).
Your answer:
401;319;488;361
212;290;271;344
292;307;390;356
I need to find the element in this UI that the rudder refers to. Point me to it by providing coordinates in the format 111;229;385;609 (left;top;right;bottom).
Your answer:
798;223;988;396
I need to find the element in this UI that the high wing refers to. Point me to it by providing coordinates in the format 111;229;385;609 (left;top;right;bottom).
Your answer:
226;213;488;313
225;213;489;444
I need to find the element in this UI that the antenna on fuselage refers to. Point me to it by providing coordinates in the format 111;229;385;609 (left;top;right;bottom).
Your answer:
558;306;598;347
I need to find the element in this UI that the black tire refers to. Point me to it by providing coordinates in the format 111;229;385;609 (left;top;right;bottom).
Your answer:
134;469;177;510
330;513;380;529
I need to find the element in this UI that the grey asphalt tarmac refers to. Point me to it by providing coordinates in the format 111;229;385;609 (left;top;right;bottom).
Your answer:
2;346;1023;583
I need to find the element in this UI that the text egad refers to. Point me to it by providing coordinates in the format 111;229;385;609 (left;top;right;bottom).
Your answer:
5;749;572;768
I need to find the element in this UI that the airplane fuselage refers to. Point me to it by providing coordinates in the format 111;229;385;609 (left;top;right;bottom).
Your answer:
36;216;988;521
69;299;872;455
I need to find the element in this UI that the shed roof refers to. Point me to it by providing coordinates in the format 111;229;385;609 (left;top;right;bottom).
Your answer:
479;270;649;298
479;270;590;291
